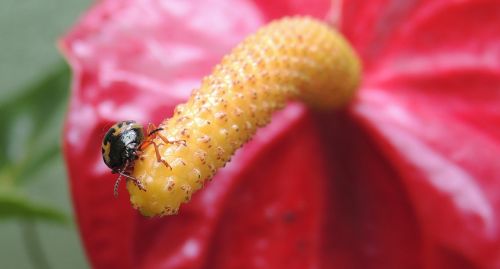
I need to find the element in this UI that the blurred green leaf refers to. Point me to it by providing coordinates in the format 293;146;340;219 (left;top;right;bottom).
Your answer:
0;62;70;221
0;191;67;223
0;63;69;184
0;0;91;267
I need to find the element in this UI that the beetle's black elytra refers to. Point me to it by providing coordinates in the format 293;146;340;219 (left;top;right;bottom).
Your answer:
102;120;144;171
102;120;178;197
102;120;147;197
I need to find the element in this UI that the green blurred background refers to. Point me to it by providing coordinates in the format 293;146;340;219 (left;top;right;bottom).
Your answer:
0;0;90;268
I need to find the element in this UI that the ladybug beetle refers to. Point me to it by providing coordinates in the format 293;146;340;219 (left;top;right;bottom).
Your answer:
102;120;178;197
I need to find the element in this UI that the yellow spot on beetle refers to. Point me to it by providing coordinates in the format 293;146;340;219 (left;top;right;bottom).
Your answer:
102;142;111;165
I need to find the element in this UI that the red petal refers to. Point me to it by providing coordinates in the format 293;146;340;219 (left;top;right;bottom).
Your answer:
347;0;500;267
316;111;421;268
61;0;500;268
354;76;500;267
340;0;424;70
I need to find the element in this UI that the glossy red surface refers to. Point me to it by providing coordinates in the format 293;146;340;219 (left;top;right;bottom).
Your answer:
60;0;500;268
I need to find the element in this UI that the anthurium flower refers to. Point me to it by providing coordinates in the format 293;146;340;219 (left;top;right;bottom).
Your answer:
60;0;500;268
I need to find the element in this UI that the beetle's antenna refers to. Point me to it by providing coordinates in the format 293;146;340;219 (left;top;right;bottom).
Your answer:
114;174;123;198
114;160;130;198
114;161;146;198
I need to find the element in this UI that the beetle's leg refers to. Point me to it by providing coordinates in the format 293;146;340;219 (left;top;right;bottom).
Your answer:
140;124;178;169
113;161;146;197
138;140;153;151
156;132;186;147
137;133;171;168
139;123;164;151
113;172;123;198
119;172;146;192
151;141;172;170
146;123;184;146
146;123;163;137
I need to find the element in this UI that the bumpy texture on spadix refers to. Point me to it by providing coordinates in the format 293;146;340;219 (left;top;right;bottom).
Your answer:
128;17;361;216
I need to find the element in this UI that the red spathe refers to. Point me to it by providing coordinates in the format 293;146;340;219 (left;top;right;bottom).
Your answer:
60;0;500;268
